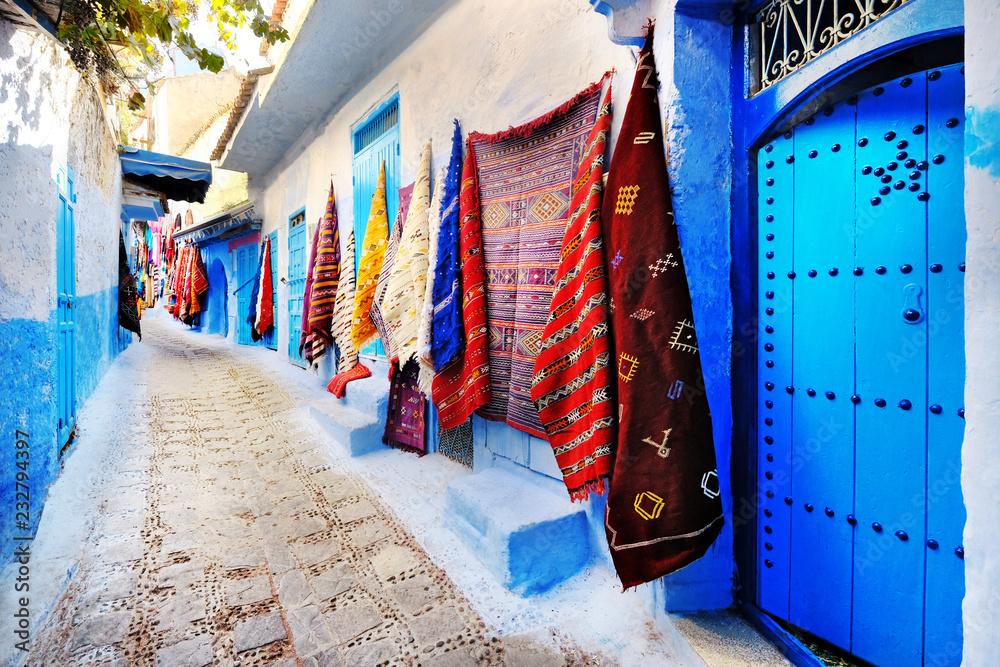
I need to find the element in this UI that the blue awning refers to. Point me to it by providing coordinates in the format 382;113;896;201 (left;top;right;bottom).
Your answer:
119;146;212;203
173;201;261;245
122;201;164;221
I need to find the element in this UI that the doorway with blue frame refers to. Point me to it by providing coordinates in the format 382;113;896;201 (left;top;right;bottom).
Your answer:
731;2;966;665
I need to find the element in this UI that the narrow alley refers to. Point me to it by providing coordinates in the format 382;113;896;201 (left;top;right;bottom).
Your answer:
17;314;587;667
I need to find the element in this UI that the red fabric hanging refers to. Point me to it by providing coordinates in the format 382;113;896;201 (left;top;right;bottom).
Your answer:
256;236;275;335
601;26;724;589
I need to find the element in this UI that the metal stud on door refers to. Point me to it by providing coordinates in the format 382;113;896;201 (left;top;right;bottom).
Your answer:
756;65;966;667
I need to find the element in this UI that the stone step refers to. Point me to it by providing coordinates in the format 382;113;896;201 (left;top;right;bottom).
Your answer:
443;462;591;596
308;394;385;458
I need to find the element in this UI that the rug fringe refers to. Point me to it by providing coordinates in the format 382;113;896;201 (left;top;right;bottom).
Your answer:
469;72;610;145
567;475;610;503
383;439;426;457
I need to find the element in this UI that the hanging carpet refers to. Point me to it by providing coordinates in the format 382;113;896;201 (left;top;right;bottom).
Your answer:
431;120;465;372
328;220;371;397
469;77;606;437
383;358;426;455
352;161;389;351
255;235;275;338
370;183;414;362
305;183;342;365
601;26;724;589
383;141;432;368
300;216;322;363
530;85;615;502
430;144;492;430
247;242;265;341
417;165;446;395
118;233;142;339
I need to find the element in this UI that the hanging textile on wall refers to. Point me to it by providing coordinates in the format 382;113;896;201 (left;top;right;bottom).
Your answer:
305;183;343;365
468;77;606;437
601;26;724;588
352;162;389;350
255;236;275;339
299;218;322;361
327;223;371;397
118;233;142;340
417;165;447;395
383;141;432;367
530;85;615;502
430;120;465;371
370;183;414;362
383;358;426;455
247;242;265;340
431;145;491;430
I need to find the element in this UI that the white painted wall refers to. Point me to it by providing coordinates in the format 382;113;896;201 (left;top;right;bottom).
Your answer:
962;1;1000;664
0;21;121;317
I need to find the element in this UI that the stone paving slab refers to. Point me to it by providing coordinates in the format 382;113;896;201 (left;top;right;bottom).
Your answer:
21;317;596;666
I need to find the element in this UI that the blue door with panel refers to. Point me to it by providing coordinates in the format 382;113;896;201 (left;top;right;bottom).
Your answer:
56;165;76;446
757;66;966;666
352;95;400;359
235;242;256;346
287;209;307;367
262;230;278;350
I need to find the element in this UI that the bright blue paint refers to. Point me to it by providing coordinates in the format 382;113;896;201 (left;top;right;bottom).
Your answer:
657;9;736;612
758;131;794;621
852;72;928;667
729;0;966;629
755;68;965;667
923;63;966;665
352;94;400;358
236;243;257;345
287;208;307;366
1;282;128;568
263;231;278;350
57;164;76;445
967;106;1000;177
508;513;591;595
742;0;964;148
203;244;230;337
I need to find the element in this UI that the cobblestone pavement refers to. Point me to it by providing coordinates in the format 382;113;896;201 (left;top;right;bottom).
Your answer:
25;318;578;667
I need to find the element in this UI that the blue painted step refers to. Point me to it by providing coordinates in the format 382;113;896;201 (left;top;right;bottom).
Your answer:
309;366;390;457
443;463;591;595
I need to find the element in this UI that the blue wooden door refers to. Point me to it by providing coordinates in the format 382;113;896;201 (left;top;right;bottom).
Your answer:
56;165;76;446
757;65;966;666
235;243;256;345
287;209;307;367
352;95;400;358
262;230;278;350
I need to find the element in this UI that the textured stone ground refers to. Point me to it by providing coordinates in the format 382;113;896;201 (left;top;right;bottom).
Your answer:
23;317;576;666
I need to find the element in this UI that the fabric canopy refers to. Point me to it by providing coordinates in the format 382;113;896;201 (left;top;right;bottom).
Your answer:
119;146;212;203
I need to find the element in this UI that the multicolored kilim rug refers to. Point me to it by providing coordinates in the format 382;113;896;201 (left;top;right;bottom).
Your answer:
300;217;321;364
430;145;492;430
255;235;274;337
469;79;605;437
328;223;369;394
305;183;342;364
431;120;465;372
530;85;615;502
384;141;432;367
352;162;389;351
383;358;426;455
371;183;413;362
418;165;447;395
601;27;724;589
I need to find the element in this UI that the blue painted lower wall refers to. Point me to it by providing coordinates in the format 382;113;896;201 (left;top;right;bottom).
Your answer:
0;284;128;567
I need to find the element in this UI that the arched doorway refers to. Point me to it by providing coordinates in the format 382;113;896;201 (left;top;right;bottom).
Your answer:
208;258;228;337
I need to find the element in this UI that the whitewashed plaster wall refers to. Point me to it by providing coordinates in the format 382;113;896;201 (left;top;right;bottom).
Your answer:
0;20;121;318
962;1;1000;664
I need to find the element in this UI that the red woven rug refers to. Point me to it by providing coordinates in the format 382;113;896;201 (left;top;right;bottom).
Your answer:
469;79;605;437
601;27;724;589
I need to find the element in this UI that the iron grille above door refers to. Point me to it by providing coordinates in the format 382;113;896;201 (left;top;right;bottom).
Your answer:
751;0;914;94
756;65;966;666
